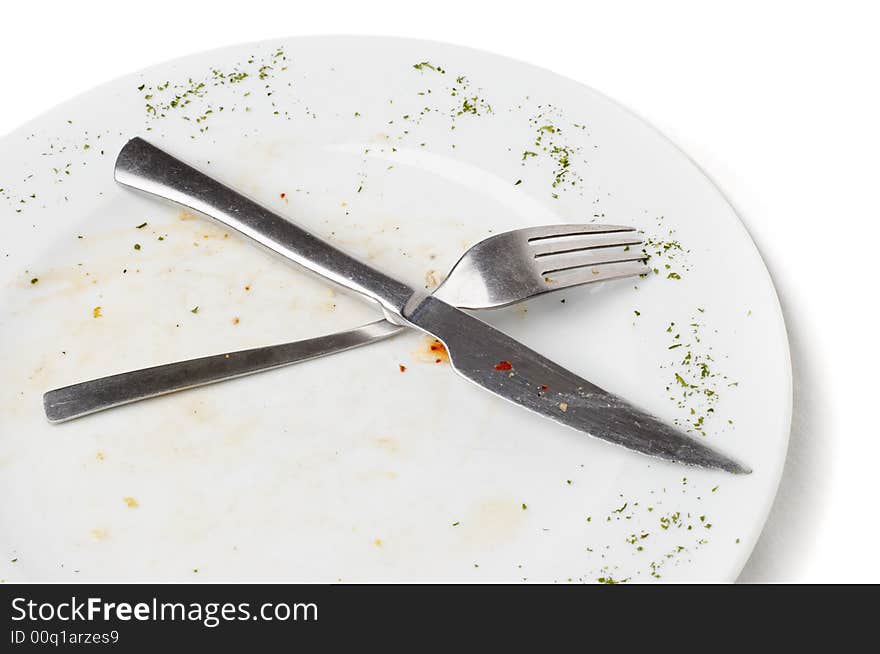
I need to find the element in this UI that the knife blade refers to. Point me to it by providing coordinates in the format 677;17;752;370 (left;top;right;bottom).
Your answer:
405;295;749;474
113;137;750;474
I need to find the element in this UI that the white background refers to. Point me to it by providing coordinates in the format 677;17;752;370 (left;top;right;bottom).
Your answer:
1;0;877;582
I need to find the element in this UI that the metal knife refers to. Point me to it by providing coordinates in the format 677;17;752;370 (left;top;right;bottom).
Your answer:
111;137;750;474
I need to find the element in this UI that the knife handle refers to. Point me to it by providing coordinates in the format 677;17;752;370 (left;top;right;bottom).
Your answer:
114;137;417;316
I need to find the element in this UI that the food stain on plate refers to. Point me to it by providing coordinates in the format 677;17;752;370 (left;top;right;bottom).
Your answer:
452;498;527;551
412;336;449;364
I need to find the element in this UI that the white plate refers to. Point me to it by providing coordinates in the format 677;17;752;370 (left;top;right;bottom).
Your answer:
0;36;790;582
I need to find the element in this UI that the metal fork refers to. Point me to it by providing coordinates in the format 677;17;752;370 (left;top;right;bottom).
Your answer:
43;224;648;422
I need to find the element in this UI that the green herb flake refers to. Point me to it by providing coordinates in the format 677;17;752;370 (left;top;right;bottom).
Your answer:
412;61;445;73
597;575;628;584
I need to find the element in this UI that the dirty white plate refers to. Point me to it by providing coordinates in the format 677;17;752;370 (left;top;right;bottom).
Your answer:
0;36;791;582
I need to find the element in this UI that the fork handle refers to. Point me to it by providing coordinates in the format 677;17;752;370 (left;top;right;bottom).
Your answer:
43;320;403;422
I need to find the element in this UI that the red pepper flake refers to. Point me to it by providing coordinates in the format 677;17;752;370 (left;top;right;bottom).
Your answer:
399;364;406;372
540;384;549;391
494;360;513;371
280;192;286;199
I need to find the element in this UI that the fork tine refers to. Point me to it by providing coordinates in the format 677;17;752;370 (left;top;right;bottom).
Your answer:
542;260;651;289
517;223;638;242
530;231;643;257
536;246;647;274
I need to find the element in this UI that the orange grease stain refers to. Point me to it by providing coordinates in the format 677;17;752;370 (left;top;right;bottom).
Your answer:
428;338;449;364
